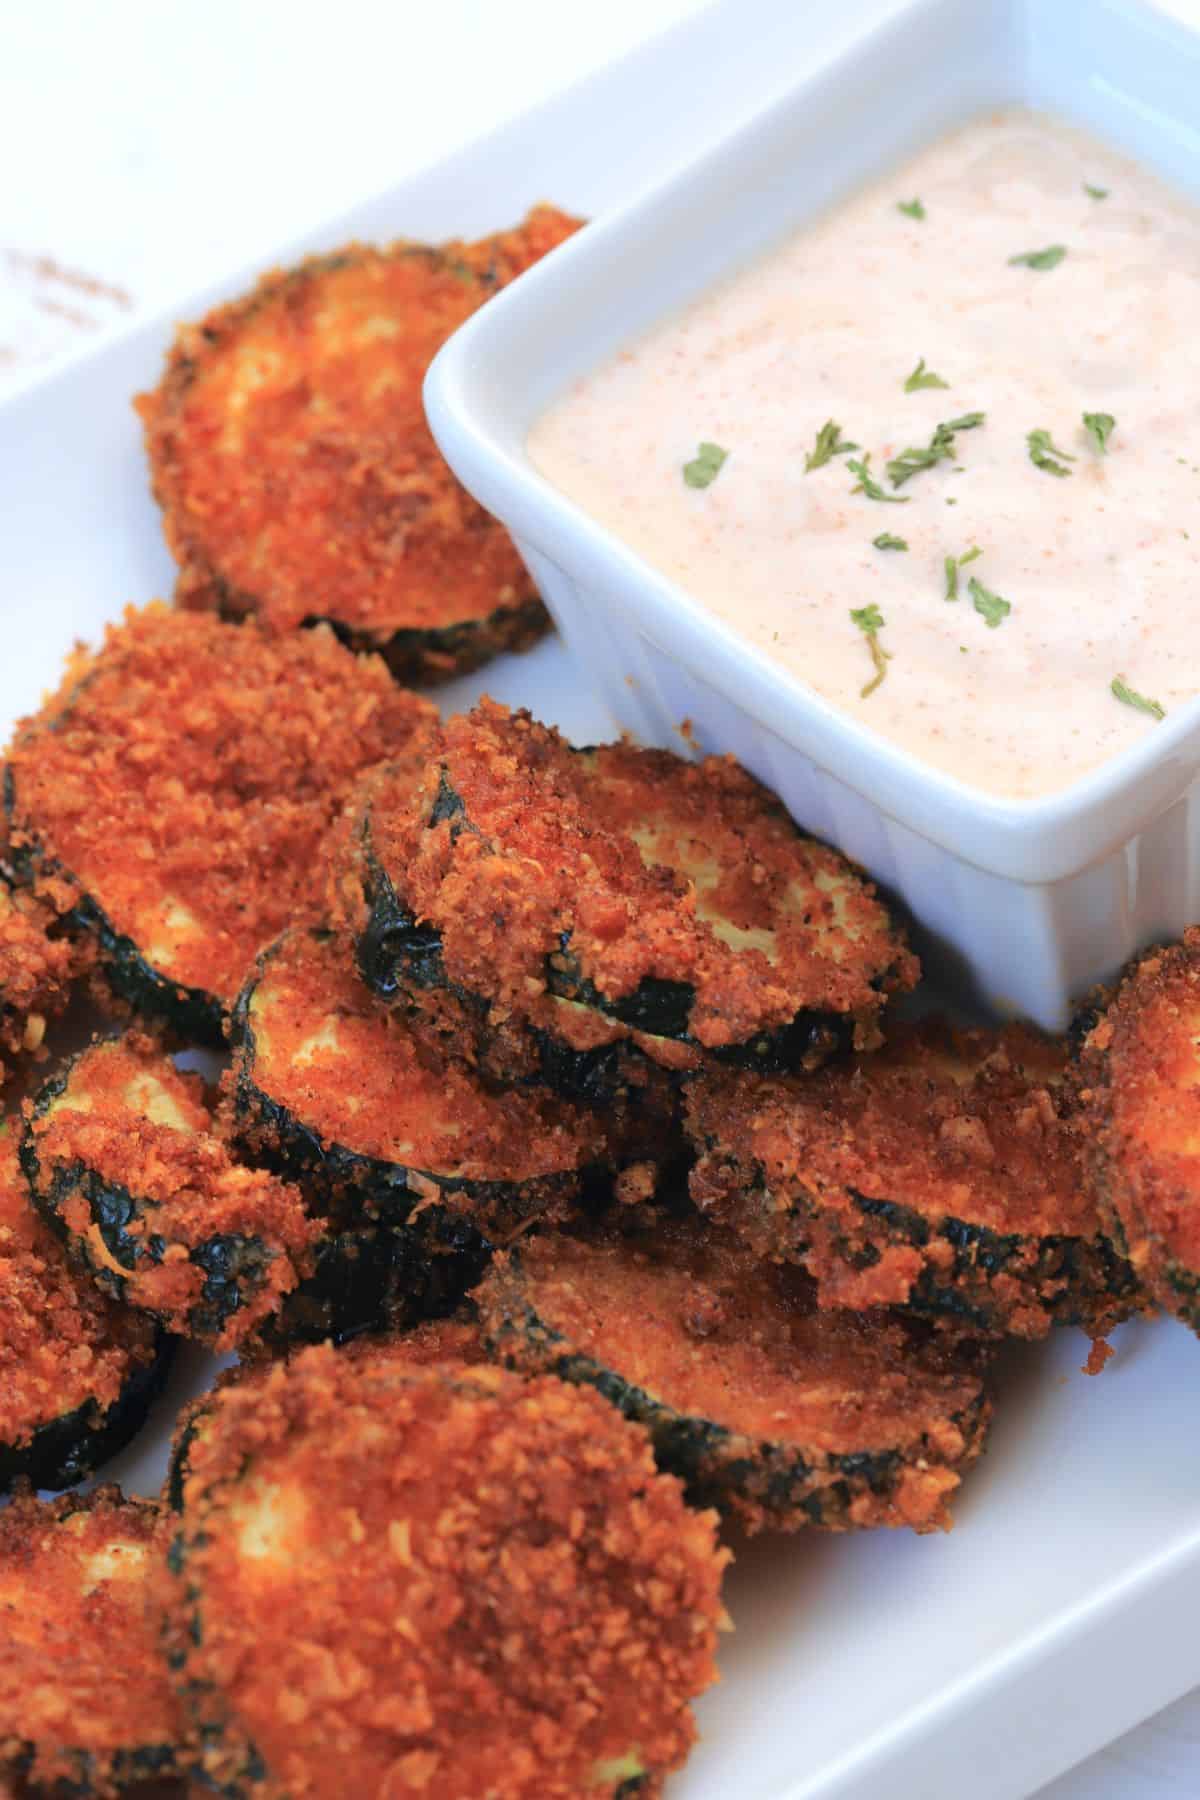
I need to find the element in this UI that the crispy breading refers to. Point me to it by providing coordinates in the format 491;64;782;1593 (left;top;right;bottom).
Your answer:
0;885;88;1085
135;209;582;682
477;1214;991;1533
1077;928;1200;1330
0;1485;187;1796
26;1033;319;1350
686;1019;1141;1338
5;604;436;1024
362;701;918;1065
165;1343;728;1799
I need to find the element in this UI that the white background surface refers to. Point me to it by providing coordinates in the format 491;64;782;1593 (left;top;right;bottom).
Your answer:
1;3;1197;1794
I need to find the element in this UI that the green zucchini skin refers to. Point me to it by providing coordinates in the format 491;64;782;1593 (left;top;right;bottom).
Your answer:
9;1739;180;1798
478;1258;988;1532
0;1330;171;1497
311;593;551;687
3;765;225;1046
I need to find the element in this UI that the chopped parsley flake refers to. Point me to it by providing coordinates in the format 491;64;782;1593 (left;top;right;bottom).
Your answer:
1027;428;1076;477
1083;183;1109;200
1083;411;1116;454
1009;244;1067;270
887;413;984;488
848;454;909;504
944;544;982;601
850;604;891;697
897;198;926;219
682;441;728;488
969;575;1012;628
805;420;859;472
1112;675;1165;720
873;532;908;551
904;357;950;392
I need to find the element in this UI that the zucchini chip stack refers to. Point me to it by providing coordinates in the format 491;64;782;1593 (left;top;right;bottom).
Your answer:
0;1487;188;1794
231;926;619;1239
345;699;919;1087
0;882;86;1085
165;1342;729;1799
686;1020;1140;1338
1077;929;1200;1331
5;604;437;1044
0;1128;168;1493
24;1034;321;1351
477;1214;991;1533
136;207;581;684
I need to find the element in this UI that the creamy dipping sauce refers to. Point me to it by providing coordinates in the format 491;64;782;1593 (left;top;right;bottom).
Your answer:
528;109;1200;800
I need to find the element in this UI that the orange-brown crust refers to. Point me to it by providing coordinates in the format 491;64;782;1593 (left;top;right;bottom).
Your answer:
686;1020;1141;1338
5;604;436;1019
0;886;91;1085
1076;928;1200;1328
476;1216;990;1534
135;210;581;681
27;1034;319;1350
0;1485;187;1796
165;1343;728;1800
366;701;918;1060
0;1129;160;1459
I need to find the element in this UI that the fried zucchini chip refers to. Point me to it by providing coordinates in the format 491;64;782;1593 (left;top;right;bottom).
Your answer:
686;1020;1140;1338
0;884;86;1086
231;926;623;1238
5;604;437;1044
477;1215;990;1533
352;701;918;1079
24;1034;320;1350
165;1344;728;1799
1077;928;1200;1330
0;1128;168;1493
0;1487;188;1796
136;207;582;684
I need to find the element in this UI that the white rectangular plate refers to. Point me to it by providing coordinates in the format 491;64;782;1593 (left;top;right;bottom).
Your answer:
1;5;1197;1798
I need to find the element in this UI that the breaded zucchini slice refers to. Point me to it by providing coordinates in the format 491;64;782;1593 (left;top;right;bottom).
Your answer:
477;1215;990;1533
164;1343;727;1799
0;1128;168;1493
686;1020;1141;1339
0;883;87;1085
230;925;617;1238
4;603;436;1044
354;702;918;1077
135;207;581;685
23;1034;320;1350
0;1486;188;1795
1077;928;1200;1331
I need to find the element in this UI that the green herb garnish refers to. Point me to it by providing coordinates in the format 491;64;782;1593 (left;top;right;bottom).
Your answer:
848;454;909;504
1027;428;1076;477
1112;675;1165;720
897;198;926;220
903;357;950;392
682;441;728;488
873;532;908;551
943;543;982;601
969;575;1012;628
805;419;859;473
1009;244;1067;271
850;604;891;697
1083;183;1109;200
1083;411;1116;454
887;413;985;488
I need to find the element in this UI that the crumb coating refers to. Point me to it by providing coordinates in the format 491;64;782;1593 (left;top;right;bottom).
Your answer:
477;1216;990;1533
0;1485;186;1796
0;1129;160;1463
6;604;436;1014
686;1020;1139;1338
167;1343;728;1799
135;209;580;673
1078;928;1200;1326
0;885;85;1083
28;1034;319;1350
367;701;917;1057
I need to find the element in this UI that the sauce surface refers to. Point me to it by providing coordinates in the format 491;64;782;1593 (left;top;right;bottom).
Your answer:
528;110;1200;799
